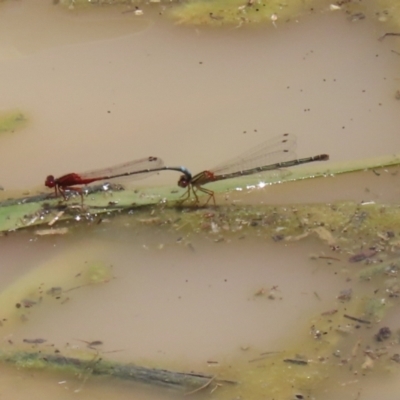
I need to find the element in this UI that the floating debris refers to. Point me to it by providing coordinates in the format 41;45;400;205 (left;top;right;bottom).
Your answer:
46;287;63;297
390;354;400;363
0;350;236;392
349;250;377;263
75;339;104;349
374;327;391;342
361;355;374;370
378;32;400;41
23;338;47;344
343;314;371;324
283;358;308;366
35;227;69;236
20;299;38;308
348;12;365;22
338;289;352;302
321;309;338;316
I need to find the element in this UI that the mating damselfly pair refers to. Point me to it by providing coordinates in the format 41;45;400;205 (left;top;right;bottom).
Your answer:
45;133;329;205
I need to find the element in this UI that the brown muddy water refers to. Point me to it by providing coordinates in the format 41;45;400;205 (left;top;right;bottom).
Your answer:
0;0;400;399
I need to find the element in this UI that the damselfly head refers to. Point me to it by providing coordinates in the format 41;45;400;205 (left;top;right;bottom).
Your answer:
45;175;55;188
178;175;190;188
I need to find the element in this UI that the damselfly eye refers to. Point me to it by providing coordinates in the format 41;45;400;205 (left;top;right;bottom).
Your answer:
178;175;188;188
45;175;55;188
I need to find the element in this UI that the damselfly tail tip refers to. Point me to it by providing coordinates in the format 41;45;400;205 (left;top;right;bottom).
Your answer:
318;154;329;161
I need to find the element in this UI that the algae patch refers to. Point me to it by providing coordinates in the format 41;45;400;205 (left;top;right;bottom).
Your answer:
85;261;114;284
169;0;306;26
0;111;27;134
56;0;400;28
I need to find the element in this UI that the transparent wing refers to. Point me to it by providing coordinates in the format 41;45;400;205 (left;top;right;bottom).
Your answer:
79;156;164;181
210;133;297;175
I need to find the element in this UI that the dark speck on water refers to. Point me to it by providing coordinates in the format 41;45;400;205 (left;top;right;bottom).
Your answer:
23;338;47;344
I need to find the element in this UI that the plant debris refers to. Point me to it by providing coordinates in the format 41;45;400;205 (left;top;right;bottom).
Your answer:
374;327;391;342
343;314;371;324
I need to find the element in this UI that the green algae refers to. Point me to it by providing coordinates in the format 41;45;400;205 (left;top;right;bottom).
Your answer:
85;261;114;284
169;0;306;26
0;110;27;134
221;284;400;399
359;261;400;281
54;0;400;29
